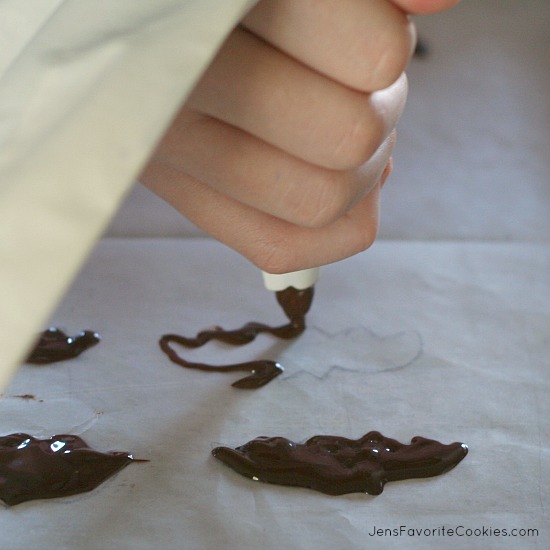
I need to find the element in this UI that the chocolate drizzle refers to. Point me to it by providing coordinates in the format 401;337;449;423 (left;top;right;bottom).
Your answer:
26;327;101;364
0;433;139;506
159;286;314;388
213;431;468;495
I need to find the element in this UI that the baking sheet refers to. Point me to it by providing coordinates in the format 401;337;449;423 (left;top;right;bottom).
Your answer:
1;238;548;549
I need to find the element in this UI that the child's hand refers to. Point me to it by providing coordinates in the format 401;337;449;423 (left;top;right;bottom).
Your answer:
141;0;460;273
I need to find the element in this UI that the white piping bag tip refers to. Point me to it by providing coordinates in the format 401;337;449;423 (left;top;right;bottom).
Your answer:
262;267;320;291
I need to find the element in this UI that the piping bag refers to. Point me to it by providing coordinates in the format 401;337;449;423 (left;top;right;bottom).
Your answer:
262;267;320;292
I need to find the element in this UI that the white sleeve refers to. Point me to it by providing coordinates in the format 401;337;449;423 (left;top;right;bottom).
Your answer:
0;0;258;389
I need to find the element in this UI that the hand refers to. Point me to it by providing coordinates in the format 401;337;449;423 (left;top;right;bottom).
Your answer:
141;0;460;273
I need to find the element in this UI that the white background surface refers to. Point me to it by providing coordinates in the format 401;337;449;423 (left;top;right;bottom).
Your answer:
1;1;549;549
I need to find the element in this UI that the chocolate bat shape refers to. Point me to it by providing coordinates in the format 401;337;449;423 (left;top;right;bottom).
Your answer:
26;327;101;364
213;431;468;495
0;433;136;506
159;286;313;388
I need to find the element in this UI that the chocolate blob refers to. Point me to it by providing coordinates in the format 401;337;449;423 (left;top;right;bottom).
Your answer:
26;327;101;364
159;286;314;388
212;431;468;495
0;433;139;506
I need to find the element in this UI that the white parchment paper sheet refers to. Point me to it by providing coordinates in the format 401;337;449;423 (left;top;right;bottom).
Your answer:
1;238;548;549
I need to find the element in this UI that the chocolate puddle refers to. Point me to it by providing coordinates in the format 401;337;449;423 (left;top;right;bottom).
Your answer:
213;431;468;495
0;433;142;506
159;286;314;388
26;327;101;364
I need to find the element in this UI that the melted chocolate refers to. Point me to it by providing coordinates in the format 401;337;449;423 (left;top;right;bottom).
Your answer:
12;394;42;402
213;431;468;495
159;286;314;388
0;433;139;506
26;327;101;364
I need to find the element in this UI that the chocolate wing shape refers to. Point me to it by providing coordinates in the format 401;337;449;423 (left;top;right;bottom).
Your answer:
0;433;135;505
26;328;100;364
213;431;468;495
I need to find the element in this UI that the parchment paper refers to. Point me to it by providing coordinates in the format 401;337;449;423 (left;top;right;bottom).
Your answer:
1;238;548;549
